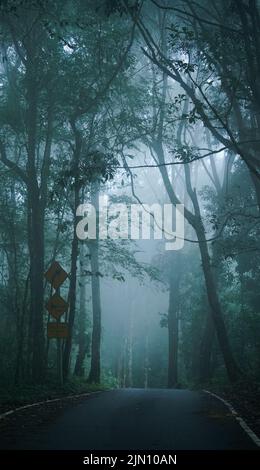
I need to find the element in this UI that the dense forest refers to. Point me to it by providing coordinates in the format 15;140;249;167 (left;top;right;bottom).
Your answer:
0;0;260;401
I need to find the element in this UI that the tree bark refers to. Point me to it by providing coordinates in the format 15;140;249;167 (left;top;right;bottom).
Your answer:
199;312;215;383
250;171;260;213
167;256;180;388
63;124;81;380
196;220;241;383
125;303;133;388
144;332;149;389
26;69;45;382
88;239;102;383
153;141;241;383
88;184;102;384
15;271;30;384
74;245;90;377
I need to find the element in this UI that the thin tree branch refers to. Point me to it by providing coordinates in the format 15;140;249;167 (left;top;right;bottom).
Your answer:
150;0;241;34
0;140;28;185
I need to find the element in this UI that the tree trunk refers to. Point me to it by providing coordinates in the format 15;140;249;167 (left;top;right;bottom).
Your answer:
199;312;215;383
167;266;179;388
153;141;241;383
197;221;241;382
88;184;102;384
74;245;90;377
15;271;30;384
144;332;149;389
28;197;45;382
88;239;102;383
121;336;128;388
250;170;260;213
198;233;222;384
62;225;79;379
26;69;45;382
125;305;133;388
63;124;81;380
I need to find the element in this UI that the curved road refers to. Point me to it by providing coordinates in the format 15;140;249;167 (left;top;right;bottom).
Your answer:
8;389;258;450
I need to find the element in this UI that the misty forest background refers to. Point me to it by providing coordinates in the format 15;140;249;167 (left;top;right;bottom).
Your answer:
0;0;260;400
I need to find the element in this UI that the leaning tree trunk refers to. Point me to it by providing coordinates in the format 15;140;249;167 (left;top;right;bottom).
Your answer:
198;243;217;384
153;140;241;383
196;220;241;383
185;160;241;383
185;157;241;383
250;171;260;213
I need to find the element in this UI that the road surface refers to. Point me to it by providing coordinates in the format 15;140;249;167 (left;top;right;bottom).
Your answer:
2;389;258;450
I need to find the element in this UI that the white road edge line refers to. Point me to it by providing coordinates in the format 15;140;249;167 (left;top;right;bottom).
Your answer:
0;391;102;421
204;389;260;448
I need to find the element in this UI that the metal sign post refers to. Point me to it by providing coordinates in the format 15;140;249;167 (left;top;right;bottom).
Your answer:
45;261;69;385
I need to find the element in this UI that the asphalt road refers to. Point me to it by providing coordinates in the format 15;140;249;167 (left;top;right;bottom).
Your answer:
8;389;258;450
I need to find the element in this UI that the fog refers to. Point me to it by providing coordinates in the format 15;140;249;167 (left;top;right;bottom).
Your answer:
0;0;259;397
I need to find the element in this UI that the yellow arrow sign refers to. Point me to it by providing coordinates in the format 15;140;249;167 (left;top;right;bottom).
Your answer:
47;322;69;339
46;293;69;320
45;261;68;290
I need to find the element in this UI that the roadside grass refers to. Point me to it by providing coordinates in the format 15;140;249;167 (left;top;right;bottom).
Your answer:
0;378;109;414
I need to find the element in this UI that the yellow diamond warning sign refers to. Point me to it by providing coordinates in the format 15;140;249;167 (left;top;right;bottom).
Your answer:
47;322;69;339
45;261;68;290
46;293;69;320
